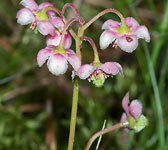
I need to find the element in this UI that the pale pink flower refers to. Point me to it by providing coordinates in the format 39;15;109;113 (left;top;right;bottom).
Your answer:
120;92;142;123
16;0;55;35
100;17;150;53
46;17;72;49
37;46;81;76
73;62;123;87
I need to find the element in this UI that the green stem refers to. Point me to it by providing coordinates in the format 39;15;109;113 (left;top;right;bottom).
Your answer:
68;22;84;150
68;78;80;150
75;26;84;59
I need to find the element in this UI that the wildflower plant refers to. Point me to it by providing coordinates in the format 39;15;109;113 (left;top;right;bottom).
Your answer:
17;0;150;149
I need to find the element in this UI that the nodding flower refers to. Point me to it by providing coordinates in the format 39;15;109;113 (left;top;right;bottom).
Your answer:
120;92;148;132
100;17;150;53
73;61;123;87
37;46;81;76
17;0;56;36
46;17;72;49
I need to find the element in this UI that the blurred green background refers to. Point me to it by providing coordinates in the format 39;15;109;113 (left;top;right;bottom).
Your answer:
0;0;168;150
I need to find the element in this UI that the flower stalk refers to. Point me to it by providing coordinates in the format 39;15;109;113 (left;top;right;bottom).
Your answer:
62;3;85;25
83;8;125;30
85;122;128;150
68;78;80;150
59;17;79;48
81;36;100;63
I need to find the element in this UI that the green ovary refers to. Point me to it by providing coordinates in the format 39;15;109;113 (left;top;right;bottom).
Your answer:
92;73;105;88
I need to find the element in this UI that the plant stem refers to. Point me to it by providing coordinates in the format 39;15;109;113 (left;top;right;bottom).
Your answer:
85;123;127;150
81;36;100;63
68;78;80;150
59;17;79;48
83;8;125;30
62;3;85;25
67;22;84;150
75;26;84;59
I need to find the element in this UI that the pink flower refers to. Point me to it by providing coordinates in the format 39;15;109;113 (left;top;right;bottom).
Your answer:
120;92;148;132
120;92;142;123
46;17;72;49
37;46;81;76
16;0;55;36
74;62;123;87
100;17;150;53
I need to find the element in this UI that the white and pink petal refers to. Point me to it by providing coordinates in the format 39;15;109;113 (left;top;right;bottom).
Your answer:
77;64;95;80
63;34;72;49
47;54;68;76
17;8;35;25
102;19;120;30
49;17;65;32
47;32;61;46
99;62;123;76
20;0;38;11
129;100;142;120
132;25;150;42
67;52;81;71
117;35;138;53
99;30;116;50
38;2;53;10
125;17;139;28
37;48;52;67
37;21;55;36
122;92;130;114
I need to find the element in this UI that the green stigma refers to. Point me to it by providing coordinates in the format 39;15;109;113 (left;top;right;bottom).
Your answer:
91;73;105;88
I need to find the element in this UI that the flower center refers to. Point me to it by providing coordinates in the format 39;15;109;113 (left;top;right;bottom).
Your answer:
52;46;67;55
116;24;131;35
35;10;49;21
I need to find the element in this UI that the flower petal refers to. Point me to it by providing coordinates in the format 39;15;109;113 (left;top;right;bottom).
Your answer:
17;8;35;25
99;62;123;77
37;48;52;67
38;2;53;10
122;92;130;114
47;54;68;76
20;0;38;11
47;32;61;46
49;17;65;32
102;19;120;30
125;17;139;28
132;25;150;42
37;21;55;36
120;113;128;124
130;100;142;120
77;64;95;79
67;52;81;71
117;35;138;53
63;34;72;49
99;31;116;50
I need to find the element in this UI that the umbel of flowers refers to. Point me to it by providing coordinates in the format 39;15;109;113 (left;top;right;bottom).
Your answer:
17;0;150;150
